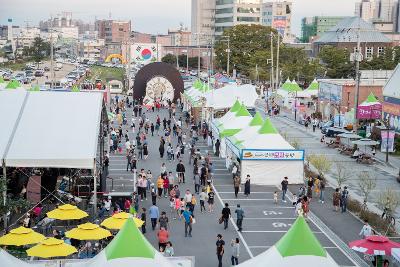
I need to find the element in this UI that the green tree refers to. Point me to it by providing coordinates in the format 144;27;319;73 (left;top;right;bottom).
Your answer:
0;179;30;227
28;37;50;63
215;24;275;76
318;45;353;78
161;53;176;65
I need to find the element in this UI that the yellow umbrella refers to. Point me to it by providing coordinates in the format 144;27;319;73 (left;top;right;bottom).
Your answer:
0;226;45;246
26;237;77;258
47;204;88;220
65;222;111;240
101;212;144;230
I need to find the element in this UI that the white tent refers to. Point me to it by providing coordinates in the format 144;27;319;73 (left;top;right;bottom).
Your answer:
0;249;40;267
236;118;304;185
206;84;258;109
238;216;340;267
229;112;264;145
0;91;104;169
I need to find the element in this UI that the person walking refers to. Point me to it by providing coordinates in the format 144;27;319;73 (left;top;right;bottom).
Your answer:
235;204;244;232
233;175;240;198
149;203;159;231
126;152;132;172
333;188;341;212
341;186;349;213
359;220;372;238
194;171;201;194
231;238;240;266
150;123;155;136
176;160;186;183
244;175;251;197
159;211;169;230
157;227;169;251
140;207;147;234
157;176;164;198
208;188;215;212
182;206;193;237
221;203;231;230
215;139;221;157
216;234;225;267
319;178;325;204
143;143;149;160
281;176;288;202
199;189;207;213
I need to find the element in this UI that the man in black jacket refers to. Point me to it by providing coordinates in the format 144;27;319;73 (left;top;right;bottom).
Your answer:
176;160;186;183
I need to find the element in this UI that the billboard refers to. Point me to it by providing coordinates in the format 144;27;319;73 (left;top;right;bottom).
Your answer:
319;82;343;104
273;16;287;36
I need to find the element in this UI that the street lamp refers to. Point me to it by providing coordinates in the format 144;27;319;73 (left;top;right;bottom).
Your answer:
219;36;230;76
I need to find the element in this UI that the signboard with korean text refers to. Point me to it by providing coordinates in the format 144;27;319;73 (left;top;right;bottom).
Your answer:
381;130;395;152
319;82;343;104
273;16;287;36
240;149;304;161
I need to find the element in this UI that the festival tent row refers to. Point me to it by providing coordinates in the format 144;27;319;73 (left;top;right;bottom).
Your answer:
237;216;340;267
225;117;304;185
205;84;258;110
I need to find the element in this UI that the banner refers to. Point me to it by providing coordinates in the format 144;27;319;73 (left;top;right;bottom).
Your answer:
356;104;382;119
381;130;395;152
241;149;304;160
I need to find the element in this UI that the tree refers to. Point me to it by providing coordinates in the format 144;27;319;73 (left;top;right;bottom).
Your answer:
0;178;29;228
306;154;332;178
161;53;176;65
377;188;400;216
358;171;376;205
318;45;353;78
28;37;50;63
333;162;350;188
215;24;275;76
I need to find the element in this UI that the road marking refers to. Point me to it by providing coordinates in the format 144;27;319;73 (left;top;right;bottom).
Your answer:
221;199;274;201
218;192;274;194
243;217;296;220
248;245;338;249
242;230;323;233
212;184;254;258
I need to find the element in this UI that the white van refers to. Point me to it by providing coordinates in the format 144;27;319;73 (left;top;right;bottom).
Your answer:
108;80;123;94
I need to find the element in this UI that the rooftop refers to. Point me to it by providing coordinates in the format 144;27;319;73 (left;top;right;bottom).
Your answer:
314;16;391;44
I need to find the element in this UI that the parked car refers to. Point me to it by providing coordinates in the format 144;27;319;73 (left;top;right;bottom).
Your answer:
34;70;45;77
44;66;50;72
321;121;334;135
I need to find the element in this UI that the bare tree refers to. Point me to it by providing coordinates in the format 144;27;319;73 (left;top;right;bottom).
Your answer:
307;154;332;178
377;188;400;216
358;171;377;204
289;138;301;150
333;162;350;188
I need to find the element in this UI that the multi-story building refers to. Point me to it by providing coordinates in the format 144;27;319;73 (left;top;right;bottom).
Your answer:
95;20;131;44
301;16;348;43
214;0;262;36
313;17;392;58
261;1;293;42
191;0;215;44
95;20;131;58
79;39;105;60
355;0;376;21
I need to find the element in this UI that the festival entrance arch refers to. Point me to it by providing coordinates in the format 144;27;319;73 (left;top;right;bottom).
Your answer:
133;62;183;106
105;54;127;64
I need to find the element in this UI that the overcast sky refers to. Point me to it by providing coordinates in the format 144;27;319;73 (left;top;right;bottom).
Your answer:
0;0;358;36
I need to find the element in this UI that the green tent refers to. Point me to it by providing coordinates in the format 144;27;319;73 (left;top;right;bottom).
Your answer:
258;117;278;134
306;79;319;91
249;112;264;126
28;85;40;92
364;92;379;103
288;80;302;92
71;85;80;92
5;80;20;89
281;78;291;90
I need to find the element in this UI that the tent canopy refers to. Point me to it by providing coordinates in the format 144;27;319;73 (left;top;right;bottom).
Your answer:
205;84;258;109
306;79;319;91
360;92;380;106
0;91;104;169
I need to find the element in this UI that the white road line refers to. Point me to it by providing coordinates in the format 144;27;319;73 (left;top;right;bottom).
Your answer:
242;230;323;233
212;184;254;258
243;218;296;220
222;199;274;201
248;245;338;249
236;206;294;209
218;192;274;194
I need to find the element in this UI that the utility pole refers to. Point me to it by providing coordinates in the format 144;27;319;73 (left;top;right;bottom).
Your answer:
50;28;55;88
270;33;274;91
197;34;200;78
186;45;189;73
226;36;230;76
126;40;131;93
353;27;361;133
275;32;280;90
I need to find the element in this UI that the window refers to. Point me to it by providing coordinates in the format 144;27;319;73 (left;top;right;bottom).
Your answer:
216;0;233;4
365;47;373;59
237;7;260;13
119;28;124;31
215;17;233;23
237;17;260;22
216;8;233;14
378;47;384;57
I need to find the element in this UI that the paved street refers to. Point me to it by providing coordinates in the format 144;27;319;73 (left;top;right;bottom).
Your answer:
106;101;367;267
255;102;400;218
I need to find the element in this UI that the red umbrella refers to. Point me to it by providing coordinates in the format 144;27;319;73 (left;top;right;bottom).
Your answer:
349;235;400;256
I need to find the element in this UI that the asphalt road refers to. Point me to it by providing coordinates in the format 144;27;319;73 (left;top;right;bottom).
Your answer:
106;102;365;267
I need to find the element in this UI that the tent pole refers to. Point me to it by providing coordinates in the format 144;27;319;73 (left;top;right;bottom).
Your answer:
93;159;97;216
2;160;7;230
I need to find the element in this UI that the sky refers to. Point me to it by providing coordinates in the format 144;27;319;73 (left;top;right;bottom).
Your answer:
0;0;359;36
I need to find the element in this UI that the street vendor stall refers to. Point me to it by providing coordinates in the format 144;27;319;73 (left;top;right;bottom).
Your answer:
226;118;304;185
357;92;382;120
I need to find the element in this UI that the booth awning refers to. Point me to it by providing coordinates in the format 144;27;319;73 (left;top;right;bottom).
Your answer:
0;91;103;169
